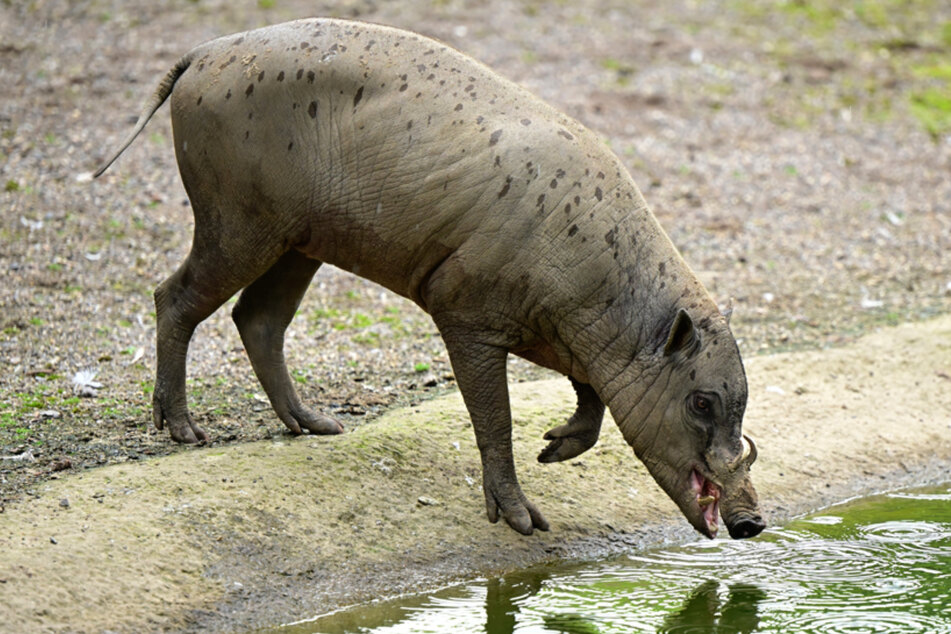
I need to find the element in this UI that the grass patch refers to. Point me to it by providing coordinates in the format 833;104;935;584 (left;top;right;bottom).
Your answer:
910;88;951;137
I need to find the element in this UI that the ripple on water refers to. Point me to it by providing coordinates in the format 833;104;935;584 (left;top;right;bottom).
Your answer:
861;520;951;544
773;610;949;634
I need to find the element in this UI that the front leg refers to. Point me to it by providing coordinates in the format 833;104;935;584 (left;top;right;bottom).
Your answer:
538;378;604;463
437;325;549;535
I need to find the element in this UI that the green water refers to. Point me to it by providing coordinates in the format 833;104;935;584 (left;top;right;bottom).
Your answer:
277;483;951;633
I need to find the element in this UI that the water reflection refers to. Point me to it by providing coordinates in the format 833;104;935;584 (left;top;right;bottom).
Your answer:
659;580;766;634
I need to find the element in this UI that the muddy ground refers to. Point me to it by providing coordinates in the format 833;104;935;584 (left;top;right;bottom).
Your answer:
1;0;950;631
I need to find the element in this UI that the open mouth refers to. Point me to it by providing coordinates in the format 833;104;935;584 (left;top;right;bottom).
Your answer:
690;469;721;538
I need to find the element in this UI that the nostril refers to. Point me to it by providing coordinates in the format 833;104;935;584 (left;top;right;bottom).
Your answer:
728;516;766;539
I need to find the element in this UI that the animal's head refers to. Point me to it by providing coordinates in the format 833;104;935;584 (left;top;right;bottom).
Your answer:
615;307;764;539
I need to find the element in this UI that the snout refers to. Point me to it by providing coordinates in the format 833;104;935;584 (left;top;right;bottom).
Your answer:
726;514;766;539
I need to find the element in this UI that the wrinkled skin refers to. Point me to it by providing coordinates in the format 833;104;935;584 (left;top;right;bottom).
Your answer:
95;18;764;540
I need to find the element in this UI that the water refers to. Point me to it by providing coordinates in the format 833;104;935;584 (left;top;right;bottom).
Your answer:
276;483;951;633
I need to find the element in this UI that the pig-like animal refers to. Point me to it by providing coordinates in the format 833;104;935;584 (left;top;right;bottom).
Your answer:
95;18;764;539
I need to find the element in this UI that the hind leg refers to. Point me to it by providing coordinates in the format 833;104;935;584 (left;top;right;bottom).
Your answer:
232;249;343;436
153;248;275;443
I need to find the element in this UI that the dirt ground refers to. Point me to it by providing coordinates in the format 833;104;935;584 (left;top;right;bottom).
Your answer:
1;0;950;631
2;0;950;500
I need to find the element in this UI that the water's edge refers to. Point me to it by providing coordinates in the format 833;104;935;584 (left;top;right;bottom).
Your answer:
273;481;951;633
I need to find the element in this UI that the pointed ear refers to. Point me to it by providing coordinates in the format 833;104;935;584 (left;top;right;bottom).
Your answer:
720;297;734;324
664;308;698;356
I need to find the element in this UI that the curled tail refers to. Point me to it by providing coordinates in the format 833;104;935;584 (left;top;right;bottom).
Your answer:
93;53;194;178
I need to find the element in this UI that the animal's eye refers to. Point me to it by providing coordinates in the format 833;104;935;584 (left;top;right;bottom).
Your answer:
693;394;711;415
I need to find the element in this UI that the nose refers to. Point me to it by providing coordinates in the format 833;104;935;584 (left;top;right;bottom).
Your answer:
727;516;766;539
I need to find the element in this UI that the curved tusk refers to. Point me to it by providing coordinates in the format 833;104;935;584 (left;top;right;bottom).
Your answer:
729;434;758;471
741;434;758;468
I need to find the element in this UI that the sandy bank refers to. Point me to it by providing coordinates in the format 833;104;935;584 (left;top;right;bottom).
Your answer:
1;316;949;633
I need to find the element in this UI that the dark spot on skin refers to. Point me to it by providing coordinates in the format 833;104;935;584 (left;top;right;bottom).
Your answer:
288;141;294;151
536;194;545;207
245;84;254;97
297;69;304;80
258;71;265;82
489;129;502;146
225;89;232;99
521;118;531;126
399;84;408;92
722;382;728;391
690;370;696;381
659;262;666;275
558;129;574;140
196;95;202;106
455;103;463;111
407;120;413;129
564;203;571;214
550;179;558;189
605;229;616;246
418;64;427;72
353;85;364;107
427;73;436;81
308;101;318;118
234;37;244;46
244;130;249;140
221;55;237;70
581;236;587;242
365;39;376;51
568;225;579;237
248;112;253;120
300;41;310;49
476;116;484;124
497;176;513;198
307;71;316;83
277;71;285;81
595;187;603;201
556;168;566;178
574;196;581;206
494;156;501;167
597;171;605;179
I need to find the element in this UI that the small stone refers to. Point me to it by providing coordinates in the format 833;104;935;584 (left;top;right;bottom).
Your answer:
417;496;439;507
59;498;70;508
50;537;57;544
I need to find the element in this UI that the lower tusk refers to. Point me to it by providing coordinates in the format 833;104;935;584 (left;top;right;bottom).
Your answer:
698;495;716;507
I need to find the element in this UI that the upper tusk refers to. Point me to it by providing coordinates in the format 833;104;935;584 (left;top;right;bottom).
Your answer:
730;434;758;471
741;434;758;468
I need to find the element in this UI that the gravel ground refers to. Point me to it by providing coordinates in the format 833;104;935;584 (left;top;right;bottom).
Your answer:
2;0;950;507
